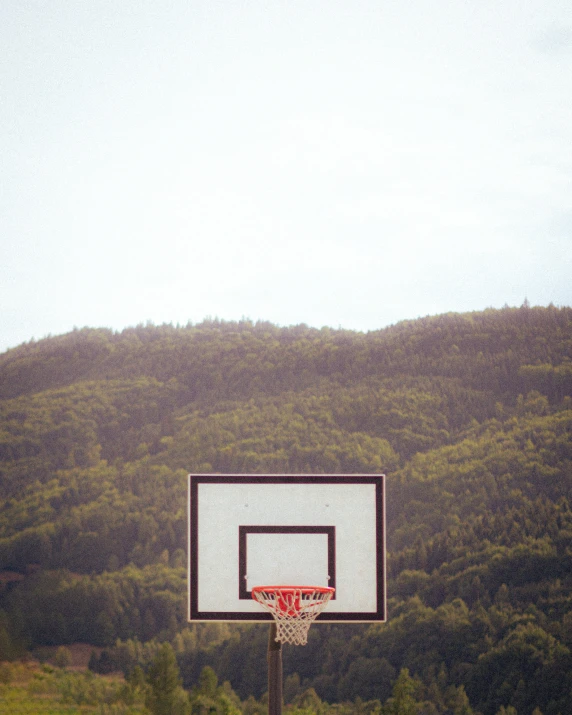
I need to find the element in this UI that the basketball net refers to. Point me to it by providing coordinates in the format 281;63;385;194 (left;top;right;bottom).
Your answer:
251;586;335;645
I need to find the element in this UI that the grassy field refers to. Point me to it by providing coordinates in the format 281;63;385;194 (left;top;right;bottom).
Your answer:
0;659;147;714
0;686;92;714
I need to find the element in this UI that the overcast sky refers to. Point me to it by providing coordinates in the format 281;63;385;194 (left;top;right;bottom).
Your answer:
1;0;571;353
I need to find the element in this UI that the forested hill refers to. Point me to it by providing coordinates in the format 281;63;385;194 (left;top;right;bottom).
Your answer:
1;305;572;715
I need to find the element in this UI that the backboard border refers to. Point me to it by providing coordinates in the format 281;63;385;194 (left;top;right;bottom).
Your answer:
188;474;386;623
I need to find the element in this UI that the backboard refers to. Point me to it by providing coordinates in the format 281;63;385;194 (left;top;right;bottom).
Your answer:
188;474;386;622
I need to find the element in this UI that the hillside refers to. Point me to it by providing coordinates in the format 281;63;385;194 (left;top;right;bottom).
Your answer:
1;305;571;715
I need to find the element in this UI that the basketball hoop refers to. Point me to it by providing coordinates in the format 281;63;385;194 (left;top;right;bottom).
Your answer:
252;586;335;645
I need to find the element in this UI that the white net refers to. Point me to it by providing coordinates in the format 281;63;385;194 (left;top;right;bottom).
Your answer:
252;586;335;646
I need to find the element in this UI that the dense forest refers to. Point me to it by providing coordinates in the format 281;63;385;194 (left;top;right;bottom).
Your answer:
0;304;571;715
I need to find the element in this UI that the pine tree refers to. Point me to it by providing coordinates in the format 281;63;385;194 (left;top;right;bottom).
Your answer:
383;668;419;715
145;642;188;715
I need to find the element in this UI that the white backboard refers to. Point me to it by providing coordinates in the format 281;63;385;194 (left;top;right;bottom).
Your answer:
188;474;386;622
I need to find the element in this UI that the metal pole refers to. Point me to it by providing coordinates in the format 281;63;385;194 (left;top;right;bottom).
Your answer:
267;623;282;715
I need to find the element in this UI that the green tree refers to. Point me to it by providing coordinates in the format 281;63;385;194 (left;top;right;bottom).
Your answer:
188;665;242;715
198;665;218;697
145;642;189;715
383;668;419;715
444;684;474;715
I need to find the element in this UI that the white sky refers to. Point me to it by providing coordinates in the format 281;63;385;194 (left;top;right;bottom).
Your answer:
1;0;571;353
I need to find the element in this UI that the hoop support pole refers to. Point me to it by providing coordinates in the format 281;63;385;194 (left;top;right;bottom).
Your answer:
267;623;282;715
